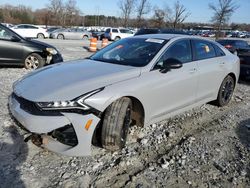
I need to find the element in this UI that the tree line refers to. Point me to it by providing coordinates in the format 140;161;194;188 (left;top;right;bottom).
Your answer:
0;0;249;32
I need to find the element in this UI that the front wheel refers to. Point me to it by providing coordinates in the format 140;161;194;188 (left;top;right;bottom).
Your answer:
57;34;64;40
215;75;235;107
101;97;132;151
24;53;45;70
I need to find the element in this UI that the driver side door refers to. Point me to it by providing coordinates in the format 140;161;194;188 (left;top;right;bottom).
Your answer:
141;39;198;122
0;25;24;65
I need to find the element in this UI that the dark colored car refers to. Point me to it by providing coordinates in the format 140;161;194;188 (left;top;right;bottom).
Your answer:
0;23;63;69
134;28;190;36
91;30;105;40
217;39;250;78
47;27;62;34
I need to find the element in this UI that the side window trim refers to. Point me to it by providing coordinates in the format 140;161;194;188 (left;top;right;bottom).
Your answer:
213;43;226;57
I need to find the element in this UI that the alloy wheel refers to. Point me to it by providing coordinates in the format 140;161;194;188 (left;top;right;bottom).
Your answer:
25;55;39;70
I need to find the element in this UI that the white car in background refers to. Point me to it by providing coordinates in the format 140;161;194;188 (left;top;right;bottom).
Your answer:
11;24;49;39
104;27;134;41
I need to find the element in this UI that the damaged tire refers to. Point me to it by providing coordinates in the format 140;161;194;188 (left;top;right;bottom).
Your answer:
101;97;132;151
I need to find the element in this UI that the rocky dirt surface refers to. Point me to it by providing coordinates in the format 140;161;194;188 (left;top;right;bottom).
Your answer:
0;39;250;188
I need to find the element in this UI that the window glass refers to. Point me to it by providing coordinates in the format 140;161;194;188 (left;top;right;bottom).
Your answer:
193;40;216;60
17;25;26;29
235;41;248;48
112;29;118;33
105;29;110;33
0;26;12;40
157;40;192;67
90;38;167;67
24;25;37;29
213;44;225;57
120;29;132;34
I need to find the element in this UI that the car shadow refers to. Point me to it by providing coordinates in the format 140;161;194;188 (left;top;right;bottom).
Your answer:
0;65;23;69
235;119;250;180
0;125;28;188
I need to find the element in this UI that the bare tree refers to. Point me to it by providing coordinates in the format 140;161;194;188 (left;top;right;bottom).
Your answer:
47;0;65;25
152;6;165;28
209;0;238;38
165;1;190;29
118;0;135;27
65;0;80;26
136;0;151;28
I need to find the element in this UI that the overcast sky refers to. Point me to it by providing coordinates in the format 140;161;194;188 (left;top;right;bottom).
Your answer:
1;0;250;23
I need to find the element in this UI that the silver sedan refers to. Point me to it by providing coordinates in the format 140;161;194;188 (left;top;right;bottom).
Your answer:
50;28;91;40
9;34;240;156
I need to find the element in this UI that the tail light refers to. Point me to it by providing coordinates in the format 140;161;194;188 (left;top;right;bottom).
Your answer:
224;45;232;49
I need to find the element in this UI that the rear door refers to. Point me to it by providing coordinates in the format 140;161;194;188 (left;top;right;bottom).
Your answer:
0;25;24;65
192;39;226;102
25;25;39;38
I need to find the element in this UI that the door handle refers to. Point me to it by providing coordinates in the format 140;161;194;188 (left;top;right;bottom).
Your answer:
189;68;197;73
219;62;225;65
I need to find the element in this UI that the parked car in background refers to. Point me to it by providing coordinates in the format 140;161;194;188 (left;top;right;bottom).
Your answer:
9;34;239;156
0;23;63;69
11;24;49;39
217;39;250;78
104;28;134;41
46;27;62;34
1;23;15;28
91;30;105;40
134;28;190;36
50;28;91;40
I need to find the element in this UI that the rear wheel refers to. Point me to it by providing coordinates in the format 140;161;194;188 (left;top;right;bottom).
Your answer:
101;97;132;151
57;34;64;40
37;33;45;39
24;53;45;70
114;36;121;41
215;75;235;107
83;35;89;40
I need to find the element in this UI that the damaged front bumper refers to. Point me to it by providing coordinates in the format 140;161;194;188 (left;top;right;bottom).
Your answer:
8;93;100;156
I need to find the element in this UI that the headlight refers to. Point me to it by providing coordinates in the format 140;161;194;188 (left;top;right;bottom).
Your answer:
46;48;58;55
36;88;103;111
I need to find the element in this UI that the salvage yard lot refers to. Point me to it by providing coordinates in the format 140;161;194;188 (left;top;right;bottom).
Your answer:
0;39;250;187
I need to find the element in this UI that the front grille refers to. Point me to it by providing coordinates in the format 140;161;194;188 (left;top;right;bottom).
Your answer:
12;93;61;116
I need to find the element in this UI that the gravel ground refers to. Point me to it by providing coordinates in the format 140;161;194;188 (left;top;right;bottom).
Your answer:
0;39;250;188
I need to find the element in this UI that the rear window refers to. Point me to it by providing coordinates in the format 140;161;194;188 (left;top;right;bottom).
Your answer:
112;29;118;33
135;29;159;35
217;40;233;46
119;29;132;34
235;41;249;48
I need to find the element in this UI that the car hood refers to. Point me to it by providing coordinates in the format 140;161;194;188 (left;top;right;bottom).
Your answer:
25;39;54;48
14;59;141;102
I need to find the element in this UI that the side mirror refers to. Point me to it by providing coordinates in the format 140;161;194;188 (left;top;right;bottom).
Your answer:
160;58;183;73
11;35;21;42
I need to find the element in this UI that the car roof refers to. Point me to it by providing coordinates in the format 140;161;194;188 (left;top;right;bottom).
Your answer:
133;34;205;40
217;39;246;42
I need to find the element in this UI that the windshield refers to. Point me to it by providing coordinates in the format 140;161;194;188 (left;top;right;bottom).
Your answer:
90;38;167;67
